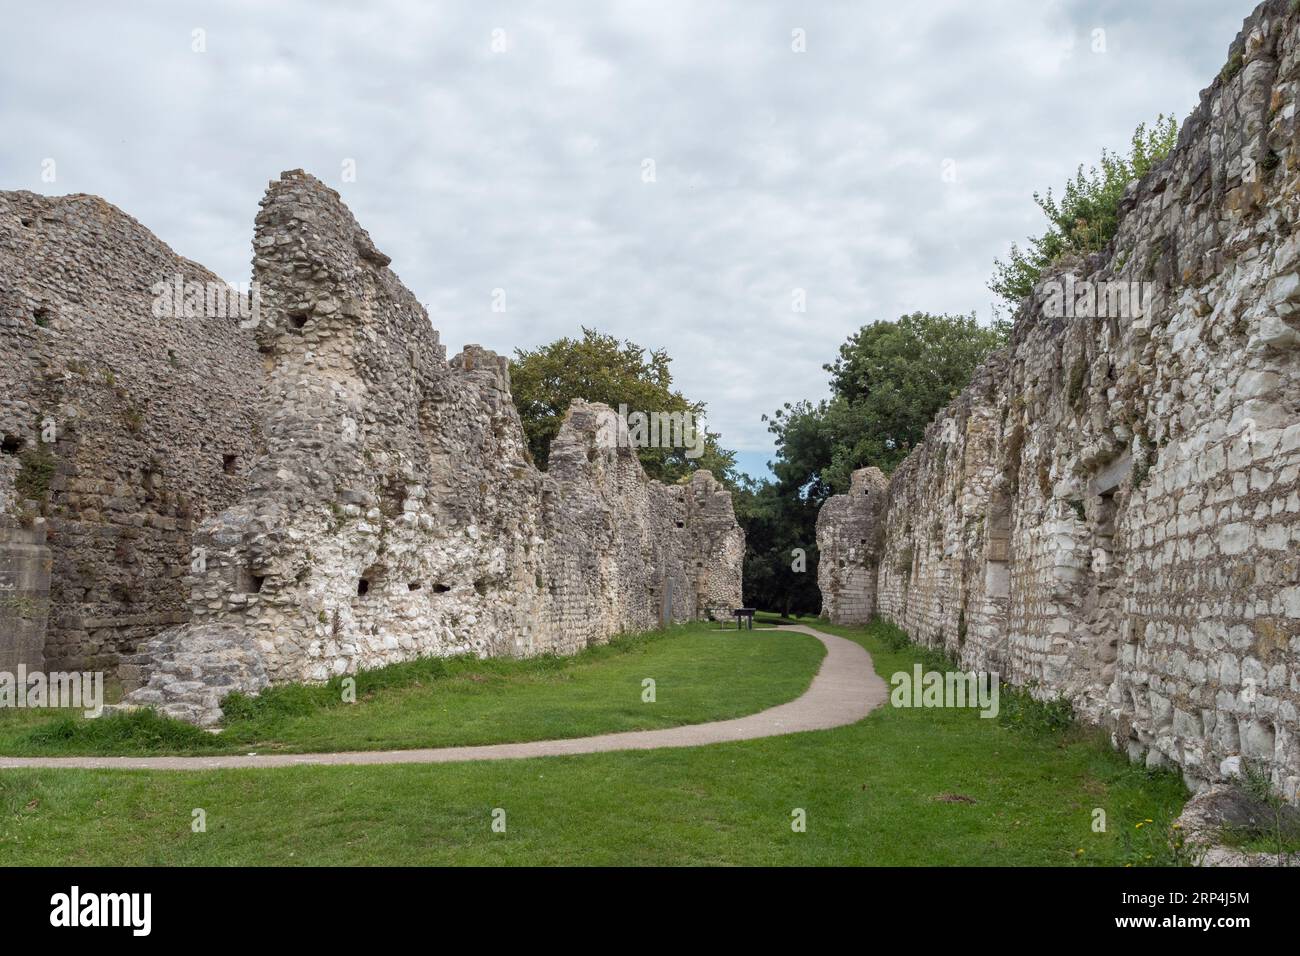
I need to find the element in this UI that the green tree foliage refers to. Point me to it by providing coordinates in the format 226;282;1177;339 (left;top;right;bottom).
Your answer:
989;115;1179;308
817;311;1009;491
732;476;823;618
743;312;1007;615
510;326;738;485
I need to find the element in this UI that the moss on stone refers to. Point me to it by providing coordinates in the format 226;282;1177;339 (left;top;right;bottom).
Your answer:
15;442;56;502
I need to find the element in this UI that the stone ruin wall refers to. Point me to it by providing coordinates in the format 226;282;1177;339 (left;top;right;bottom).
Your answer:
1;170;743;724
0;190;265;679
818;0;1300;802
816;466;887;626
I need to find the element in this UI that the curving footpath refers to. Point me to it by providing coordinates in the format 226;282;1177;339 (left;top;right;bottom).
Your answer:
0;625;887;772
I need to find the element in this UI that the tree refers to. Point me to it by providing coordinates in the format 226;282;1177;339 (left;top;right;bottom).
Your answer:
510;326;738;486
990;115;1179;308
817;311;1008;491
742;312;1007;615
733;475;823;618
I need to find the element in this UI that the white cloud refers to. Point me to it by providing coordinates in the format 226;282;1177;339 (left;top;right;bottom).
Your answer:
1;0;1260;472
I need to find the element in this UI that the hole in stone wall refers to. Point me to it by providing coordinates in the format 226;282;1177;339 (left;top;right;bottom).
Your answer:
249;574;265;594
1095;489;1118;538
288;311;309;330
33;306;51;327
0;435;22;455
474;578;489;596
20;217;33;227
357;578;370;596
675;520;684;528
432;583;451;594
222;454;238;474
142;465;159;499
408;581;421;591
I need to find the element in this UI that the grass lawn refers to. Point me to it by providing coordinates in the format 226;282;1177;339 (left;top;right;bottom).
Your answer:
0;622;824;756
0;620;1189;865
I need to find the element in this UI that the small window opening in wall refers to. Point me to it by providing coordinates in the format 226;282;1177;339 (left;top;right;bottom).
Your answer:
222;454;238;474
33;307;51;327
675;520;684;529
432;583;451;594
1096;489;1118;535
288;311;309;330
1090;489;1119;571
408;581;422;591
249;574;265;594
0;435;22;455
357;578;370;596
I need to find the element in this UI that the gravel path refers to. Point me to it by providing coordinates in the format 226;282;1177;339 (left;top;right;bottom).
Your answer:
0;625;886;771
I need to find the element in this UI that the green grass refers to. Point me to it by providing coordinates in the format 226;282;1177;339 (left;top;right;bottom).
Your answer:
753;610;820;627
0;619;1189;865
0;622;825;756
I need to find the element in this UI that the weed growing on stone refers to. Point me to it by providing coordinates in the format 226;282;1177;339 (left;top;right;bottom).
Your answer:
1218;761;1300;858
14;443;56;502
996;682;1075;737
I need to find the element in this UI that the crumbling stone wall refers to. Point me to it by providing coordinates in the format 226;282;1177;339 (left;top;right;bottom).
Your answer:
816;466;888;625
0;190;265;676
818;0;1300;802
0;170;742;724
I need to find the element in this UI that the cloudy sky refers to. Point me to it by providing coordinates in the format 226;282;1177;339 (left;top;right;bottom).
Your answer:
2;0;1259;478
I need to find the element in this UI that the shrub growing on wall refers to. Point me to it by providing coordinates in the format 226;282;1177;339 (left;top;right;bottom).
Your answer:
989;115;1178;309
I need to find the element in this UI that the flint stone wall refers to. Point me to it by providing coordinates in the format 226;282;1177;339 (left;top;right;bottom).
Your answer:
0;517;51;671
817;0;1300;801
1;170;743;724
0;190;265;675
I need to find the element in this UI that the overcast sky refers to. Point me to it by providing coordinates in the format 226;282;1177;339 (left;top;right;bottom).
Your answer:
2;0;1259;478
